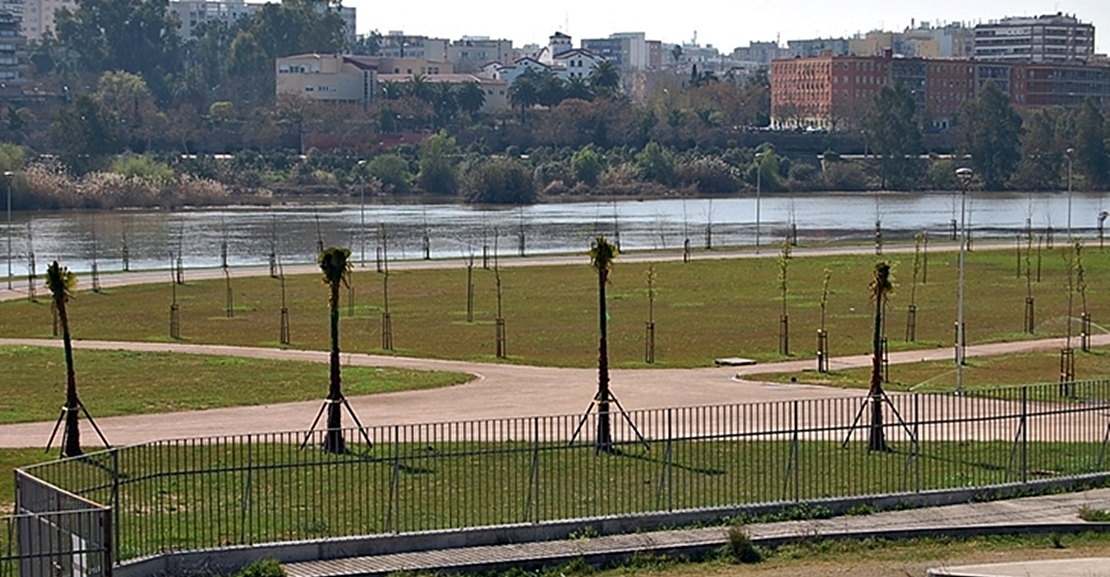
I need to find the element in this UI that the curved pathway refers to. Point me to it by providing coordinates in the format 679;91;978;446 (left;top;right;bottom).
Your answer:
1;332;1105;447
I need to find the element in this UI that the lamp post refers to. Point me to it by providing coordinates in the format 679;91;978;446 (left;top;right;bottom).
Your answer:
1066;148;1074;243
358;159;366;267
5;170;12;291
955;167;973;395
1062;148;1076;386
755;151;764;254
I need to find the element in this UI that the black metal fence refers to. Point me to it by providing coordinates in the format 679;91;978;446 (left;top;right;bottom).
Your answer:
16;379;1110;565
4;472;111;577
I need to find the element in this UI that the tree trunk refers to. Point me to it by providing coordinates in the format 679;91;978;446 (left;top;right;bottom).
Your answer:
59;300;82;458
324;282;346;454
868;289;889;452
596;269;612;453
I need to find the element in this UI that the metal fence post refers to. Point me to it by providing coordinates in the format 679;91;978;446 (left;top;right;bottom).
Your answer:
667;408;674;511
792;401;800;502
1021;386;1028;485
111;449;120;564
914;393;920;493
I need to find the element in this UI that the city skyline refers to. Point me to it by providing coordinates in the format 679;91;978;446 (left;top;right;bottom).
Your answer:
348;0;1109;55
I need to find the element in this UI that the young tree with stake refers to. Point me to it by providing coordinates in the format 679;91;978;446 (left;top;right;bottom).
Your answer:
868;262;893;452
320;247;352;454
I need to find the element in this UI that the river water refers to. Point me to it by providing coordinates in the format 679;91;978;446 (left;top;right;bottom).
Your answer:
2;191;1108;274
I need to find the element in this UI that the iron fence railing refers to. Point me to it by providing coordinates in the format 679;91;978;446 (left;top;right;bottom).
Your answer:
5;472;111;577
16;379;1110;565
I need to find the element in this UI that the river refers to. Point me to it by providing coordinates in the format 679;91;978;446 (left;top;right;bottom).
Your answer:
2;191;1107;274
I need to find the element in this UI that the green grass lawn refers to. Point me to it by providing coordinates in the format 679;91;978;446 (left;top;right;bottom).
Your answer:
1;247;1105;368
761;348;1110;392
25;435;1106;560
0;345;472;424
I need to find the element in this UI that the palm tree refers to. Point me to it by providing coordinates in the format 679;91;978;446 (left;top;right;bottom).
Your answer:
565;76;594;101
46;261;83;457
507;71;539;123
590;236;618;453
456;81;486;117
319;247;353;454
430;82;458;129
868;262;893;452
588;60;621;99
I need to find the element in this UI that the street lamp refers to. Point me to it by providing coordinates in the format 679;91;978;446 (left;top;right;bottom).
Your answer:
755;151;764;254
5;170;12;291
955;167;973;395
1066;148;1075;243
1062;148;1076;386
358;159;367;267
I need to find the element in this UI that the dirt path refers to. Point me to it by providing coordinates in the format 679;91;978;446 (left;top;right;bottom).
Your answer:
1;332;1103;447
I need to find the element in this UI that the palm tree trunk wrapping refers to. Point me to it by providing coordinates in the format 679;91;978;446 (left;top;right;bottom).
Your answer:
868;287;888;452
324;282;345;453
596;268;612;453
58;302;82;457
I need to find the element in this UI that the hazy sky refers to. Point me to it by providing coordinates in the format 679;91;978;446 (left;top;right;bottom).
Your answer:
349;0;1109;54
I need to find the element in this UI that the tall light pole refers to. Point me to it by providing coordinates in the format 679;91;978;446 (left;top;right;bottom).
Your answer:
1066;148;1075;243
955;167;973;394
358;159;367;267
5;170;12;291
755;151;764;254
1063;148;1076;385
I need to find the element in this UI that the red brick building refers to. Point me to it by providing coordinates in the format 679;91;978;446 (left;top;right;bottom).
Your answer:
772;53;1109;130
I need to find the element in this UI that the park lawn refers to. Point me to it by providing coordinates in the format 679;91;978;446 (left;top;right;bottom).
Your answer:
0;345;472;424
26;437;1105;559
760;348;1110;392
0;247;1104;369
0;448;55;512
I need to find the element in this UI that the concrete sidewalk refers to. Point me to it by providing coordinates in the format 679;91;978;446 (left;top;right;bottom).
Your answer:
283;488;1110;577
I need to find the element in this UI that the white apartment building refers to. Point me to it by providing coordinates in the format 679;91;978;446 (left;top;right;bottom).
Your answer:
974;13;1094;63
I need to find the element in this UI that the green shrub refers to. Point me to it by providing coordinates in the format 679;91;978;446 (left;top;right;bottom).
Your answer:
461;157;536;204
570;146;603;185
235;559;284;577
367;154;411;193
726;522;762;563
674;156;740;193
109;154;175;184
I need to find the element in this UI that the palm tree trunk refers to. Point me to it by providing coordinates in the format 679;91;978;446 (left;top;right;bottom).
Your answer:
58;301;82;457
324;282;345;453
868;289;888;452
596;269;612;453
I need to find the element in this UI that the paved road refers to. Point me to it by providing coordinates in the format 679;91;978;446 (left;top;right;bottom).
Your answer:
1;332;1104;447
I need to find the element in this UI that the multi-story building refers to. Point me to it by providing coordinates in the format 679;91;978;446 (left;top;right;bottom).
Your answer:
731;41;787;65
378;31;448;61
0;9;26;102
446;36;514;73
581;32;653;71
786;37;850;58
18;0;70;41
169;0;355;45
170;0;255;39
973;13;1095;63
771;52;975;130
276;54;377;111
772;50;1109;130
